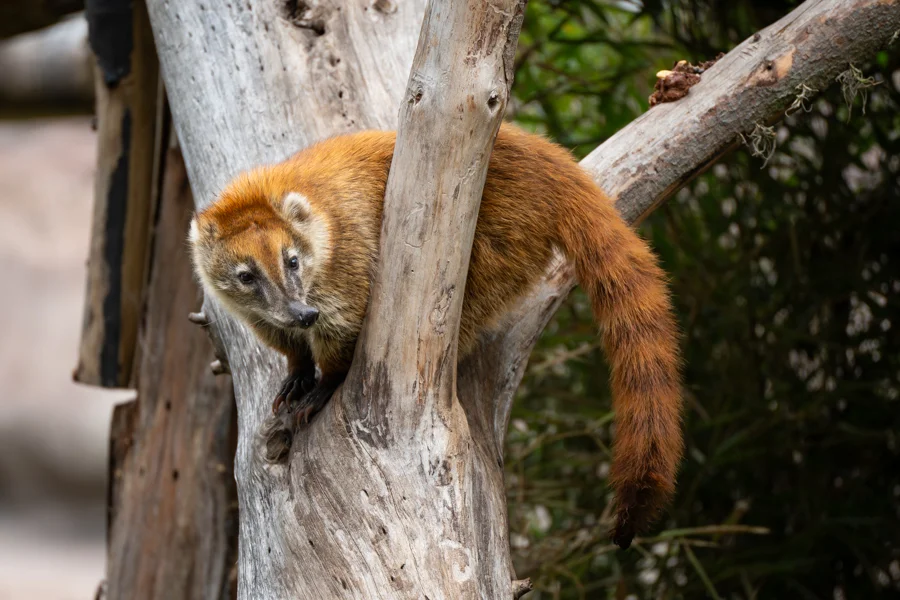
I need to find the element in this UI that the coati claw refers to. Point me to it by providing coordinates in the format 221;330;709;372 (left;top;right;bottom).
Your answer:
188;311;209;326
289;381;338;426
271;383;292;414
294;406;316;426
273;372;340;425
272;371;317;415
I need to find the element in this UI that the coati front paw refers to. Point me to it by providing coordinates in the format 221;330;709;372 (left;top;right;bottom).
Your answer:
290;380;339;426
272;370;316;415
272;371;340;426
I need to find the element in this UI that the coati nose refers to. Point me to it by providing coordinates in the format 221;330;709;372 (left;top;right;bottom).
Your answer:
288;302;319;328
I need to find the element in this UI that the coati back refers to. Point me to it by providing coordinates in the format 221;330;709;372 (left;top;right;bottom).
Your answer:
190;122;683;548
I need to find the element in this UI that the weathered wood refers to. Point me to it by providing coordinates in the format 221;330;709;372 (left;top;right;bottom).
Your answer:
108;399;138;545
106;140;239;600
145;1;429;598
352;0;525;427
336;0;525;594
0;15;93;114
147;0;424;207
75;0;160;387
142;0;899;597
0;0;83;39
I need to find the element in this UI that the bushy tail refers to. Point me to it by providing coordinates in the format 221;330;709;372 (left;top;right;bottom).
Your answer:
556;184;683;549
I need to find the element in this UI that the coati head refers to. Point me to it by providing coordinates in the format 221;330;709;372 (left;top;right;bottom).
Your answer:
189;180;331;335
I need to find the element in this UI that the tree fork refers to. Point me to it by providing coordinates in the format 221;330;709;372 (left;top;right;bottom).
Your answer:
142;0;900;597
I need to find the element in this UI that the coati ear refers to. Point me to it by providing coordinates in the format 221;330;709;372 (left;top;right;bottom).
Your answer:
188;215;218;245
281;192;313;222
188;218;201;244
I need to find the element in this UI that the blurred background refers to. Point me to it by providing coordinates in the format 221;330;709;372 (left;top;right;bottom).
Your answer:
508;1;900;598
0;10;128;600
0;1;898;599
0;109;129;596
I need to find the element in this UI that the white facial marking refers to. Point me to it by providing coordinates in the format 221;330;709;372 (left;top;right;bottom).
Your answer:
188;218;200;244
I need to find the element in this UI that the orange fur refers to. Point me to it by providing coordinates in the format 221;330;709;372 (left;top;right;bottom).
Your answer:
190;123;683;548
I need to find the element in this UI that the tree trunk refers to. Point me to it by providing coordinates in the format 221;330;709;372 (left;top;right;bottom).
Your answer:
139;0;900;597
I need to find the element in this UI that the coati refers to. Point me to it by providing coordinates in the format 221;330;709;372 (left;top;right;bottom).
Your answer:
189;122;683;549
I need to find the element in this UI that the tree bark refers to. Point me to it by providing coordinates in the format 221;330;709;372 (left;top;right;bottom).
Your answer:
141;0;900;598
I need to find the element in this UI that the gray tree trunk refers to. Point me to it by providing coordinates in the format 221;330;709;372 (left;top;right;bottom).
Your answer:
142;0;900;597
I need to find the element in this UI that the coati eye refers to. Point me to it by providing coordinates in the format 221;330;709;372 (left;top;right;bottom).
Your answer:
238;271;255;284
287;256;299;271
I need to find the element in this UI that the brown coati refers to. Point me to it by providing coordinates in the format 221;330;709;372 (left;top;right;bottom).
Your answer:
189;122;683;549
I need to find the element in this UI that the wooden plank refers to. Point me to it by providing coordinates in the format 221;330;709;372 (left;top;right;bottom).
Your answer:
107;398;138;546
75;0;159;387
105;139;238;600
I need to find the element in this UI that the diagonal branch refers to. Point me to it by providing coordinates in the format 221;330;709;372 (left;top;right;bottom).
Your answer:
465;0;900;451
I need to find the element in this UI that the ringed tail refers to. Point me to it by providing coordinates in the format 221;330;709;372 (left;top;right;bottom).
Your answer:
555;176;684;549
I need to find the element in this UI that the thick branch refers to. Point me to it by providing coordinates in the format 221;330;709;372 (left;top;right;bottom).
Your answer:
468;0;900;451
588;0;900;224
351;0;526;433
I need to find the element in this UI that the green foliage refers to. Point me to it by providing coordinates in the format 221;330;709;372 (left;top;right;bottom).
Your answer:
508;1;900;598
